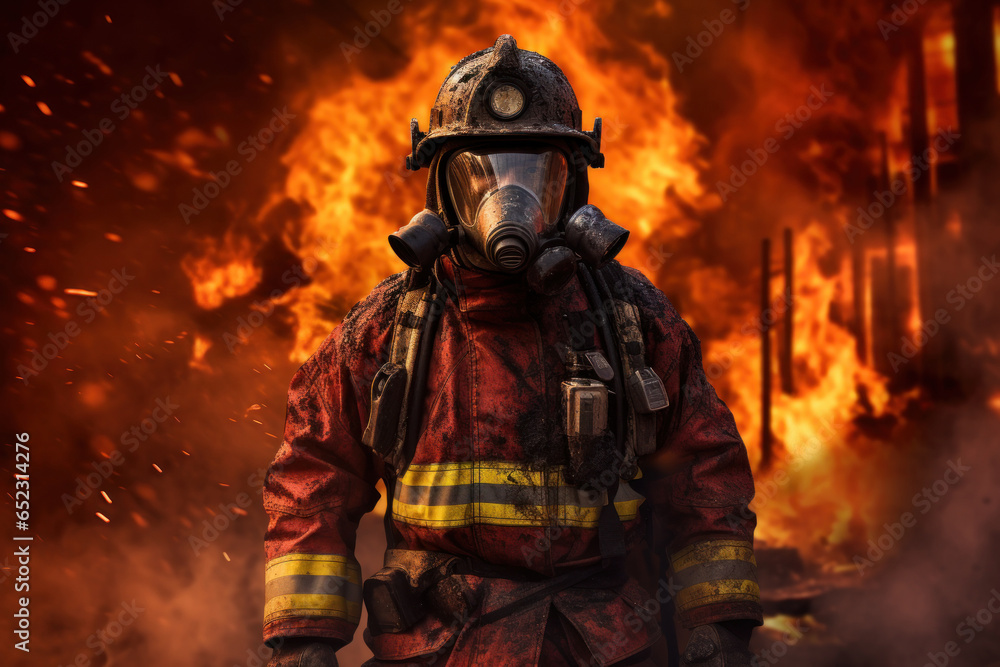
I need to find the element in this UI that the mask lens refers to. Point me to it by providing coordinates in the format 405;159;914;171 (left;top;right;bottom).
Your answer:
446;148;568;230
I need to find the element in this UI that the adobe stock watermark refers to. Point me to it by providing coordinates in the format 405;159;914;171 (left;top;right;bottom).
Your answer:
221;258;315;353
878;0;931;41
55;600;145;667
16;267;135;385
921;588;1000;667
213;0;244;21
702;289;794;383
188;458;281;556
887;255;998;372
52;65;171;183
179;107;296;223
545;0;589;26
844;127;960;244
726;413;843;532
853;459;970;575
7;0;71;54
672;0;751;73
241;637;286;667
752;618;811;666
340;0;416;63
61;397;180;514
642;243;674;275
716;84;834;202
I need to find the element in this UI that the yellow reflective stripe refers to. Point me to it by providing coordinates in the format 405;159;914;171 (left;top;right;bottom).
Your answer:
264;594;362;624
560;498;644;526
265;554;361;582
670;539;756;573
401;462;549;487
676;579;760;612
393;498;475;526
392;496;644;528
401;462;643;487
264;554;362;626
392;461;645;529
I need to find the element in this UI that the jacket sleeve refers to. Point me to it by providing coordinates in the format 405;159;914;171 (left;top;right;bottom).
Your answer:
626;267;763;630
262;329;383;647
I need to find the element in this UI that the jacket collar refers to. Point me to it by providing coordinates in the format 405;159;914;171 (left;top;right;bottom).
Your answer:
439;255;531;313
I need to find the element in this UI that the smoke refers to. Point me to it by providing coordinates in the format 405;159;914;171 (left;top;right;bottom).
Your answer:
1;1;997;666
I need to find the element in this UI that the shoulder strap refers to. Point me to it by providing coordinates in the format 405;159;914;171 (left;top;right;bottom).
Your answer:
390;283;435;463
597;264;667;464
362;273;436;474
362;272;437;549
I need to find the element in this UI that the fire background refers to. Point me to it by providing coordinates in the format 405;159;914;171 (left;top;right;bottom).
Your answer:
1;0;1000;665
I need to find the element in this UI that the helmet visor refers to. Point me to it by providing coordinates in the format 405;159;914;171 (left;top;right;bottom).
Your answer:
446;148;569;230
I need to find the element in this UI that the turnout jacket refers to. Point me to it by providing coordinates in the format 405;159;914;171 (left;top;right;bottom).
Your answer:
263;256;762;664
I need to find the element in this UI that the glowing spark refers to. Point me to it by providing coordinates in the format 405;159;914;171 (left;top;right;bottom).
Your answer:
21;75;35;87
3;209;23;221
104;14;112;23
169;72;183;87
81;51;113;76
65;288;98;296
105;232;122;242
71;180;88;188
101;491;112;504
36;101;52;116
24;247;36;253
152;463;163;473
223;552;231;562
96;512;110;523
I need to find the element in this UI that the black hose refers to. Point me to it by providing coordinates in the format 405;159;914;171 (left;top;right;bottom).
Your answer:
577;264;625;454
403;276;446;468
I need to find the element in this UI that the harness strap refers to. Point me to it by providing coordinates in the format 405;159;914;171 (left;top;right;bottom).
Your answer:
598;265;661;461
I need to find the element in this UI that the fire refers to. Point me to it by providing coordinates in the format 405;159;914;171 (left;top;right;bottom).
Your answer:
181;0;911;566
181;232;263;310
703;224;903;562
222;0;710;361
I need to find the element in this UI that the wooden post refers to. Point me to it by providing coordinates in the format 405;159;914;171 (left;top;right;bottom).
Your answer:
761;238;773;468
780;228;794;395
851;232;867;364
905;17;934;386
879;133;901;352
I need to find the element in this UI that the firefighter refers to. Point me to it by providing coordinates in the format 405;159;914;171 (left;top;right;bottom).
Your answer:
264;35;762;667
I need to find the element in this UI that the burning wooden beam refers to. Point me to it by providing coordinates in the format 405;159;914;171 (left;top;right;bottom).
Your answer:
781;228;794;395
851;225;867;364
761;237;773;468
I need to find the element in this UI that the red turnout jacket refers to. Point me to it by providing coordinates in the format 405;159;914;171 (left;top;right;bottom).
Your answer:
263;257;761;665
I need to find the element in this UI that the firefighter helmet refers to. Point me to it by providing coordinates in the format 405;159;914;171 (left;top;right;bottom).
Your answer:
405;34;604;171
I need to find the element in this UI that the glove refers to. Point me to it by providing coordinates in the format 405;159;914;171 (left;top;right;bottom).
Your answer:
681;621;755;667
267;638;340;667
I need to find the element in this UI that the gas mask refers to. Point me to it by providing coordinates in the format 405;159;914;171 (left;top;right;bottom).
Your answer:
446;147;567;275
389;146;629;295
